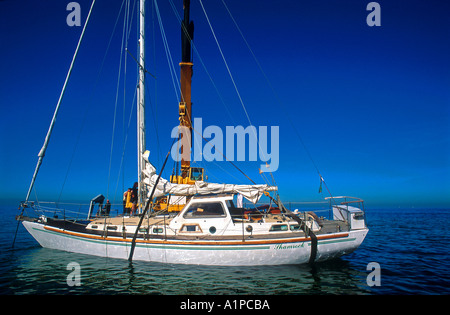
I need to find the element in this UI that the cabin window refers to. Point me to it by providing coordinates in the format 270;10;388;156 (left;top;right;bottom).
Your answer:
290;224;300;231
181;224;202;233
106;225;118;231
184;202;226;218
153;227;164;234
269;224;288;232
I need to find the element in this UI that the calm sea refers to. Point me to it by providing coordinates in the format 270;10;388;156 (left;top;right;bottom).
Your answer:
1;204;449;296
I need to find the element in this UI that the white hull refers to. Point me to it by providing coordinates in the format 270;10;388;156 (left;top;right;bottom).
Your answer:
22;220;368;266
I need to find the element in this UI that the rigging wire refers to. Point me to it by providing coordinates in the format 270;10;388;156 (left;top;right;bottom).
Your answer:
167;0;235;123
153;0;181;103
121;0;137;198
197;0;275;188
183;109;265;186
122;0;132;196
166;1;268;190
130;1;277;201
113;0;170;204
55;0;128;205
107;0;130;201
23;0;97;205
156;0;230;183
144;72;163;165
220;0;335;201
112;88;137;206
111;0;166;205
150;0;160;168
197;0;253;136
162;0;275;192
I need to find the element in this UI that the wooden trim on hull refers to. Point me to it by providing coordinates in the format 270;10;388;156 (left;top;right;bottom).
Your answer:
43;225;349;246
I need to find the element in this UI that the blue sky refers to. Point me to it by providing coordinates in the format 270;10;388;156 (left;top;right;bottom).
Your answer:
1;0;449;208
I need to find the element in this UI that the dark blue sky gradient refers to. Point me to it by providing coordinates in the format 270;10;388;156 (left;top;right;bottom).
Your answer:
1;0;449;208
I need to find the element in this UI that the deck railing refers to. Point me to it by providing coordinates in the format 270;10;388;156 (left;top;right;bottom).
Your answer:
20;195;364;223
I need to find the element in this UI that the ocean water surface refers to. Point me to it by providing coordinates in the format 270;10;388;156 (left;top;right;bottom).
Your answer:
0;204;449;295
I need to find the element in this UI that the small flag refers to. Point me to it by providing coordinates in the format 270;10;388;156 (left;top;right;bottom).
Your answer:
318;175;323;193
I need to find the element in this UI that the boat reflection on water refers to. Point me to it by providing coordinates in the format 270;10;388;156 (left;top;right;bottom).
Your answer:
7;246;371;295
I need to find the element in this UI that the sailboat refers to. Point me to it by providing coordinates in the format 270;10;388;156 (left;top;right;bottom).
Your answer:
15;0;368;266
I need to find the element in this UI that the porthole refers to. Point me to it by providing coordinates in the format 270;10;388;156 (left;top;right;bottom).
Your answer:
246;225;253;233
153;227;163;234
209;226;216;234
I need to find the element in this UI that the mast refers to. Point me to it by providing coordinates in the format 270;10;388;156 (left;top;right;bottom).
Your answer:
178;0;194;179
137;0;146;212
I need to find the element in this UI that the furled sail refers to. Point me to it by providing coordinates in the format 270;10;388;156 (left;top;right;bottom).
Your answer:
141;151;277;204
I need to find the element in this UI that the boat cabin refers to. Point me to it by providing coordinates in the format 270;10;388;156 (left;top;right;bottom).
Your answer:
169;194;234;235
168;194;314;237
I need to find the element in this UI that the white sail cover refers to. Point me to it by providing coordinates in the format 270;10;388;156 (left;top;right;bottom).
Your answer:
141;152;277;204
